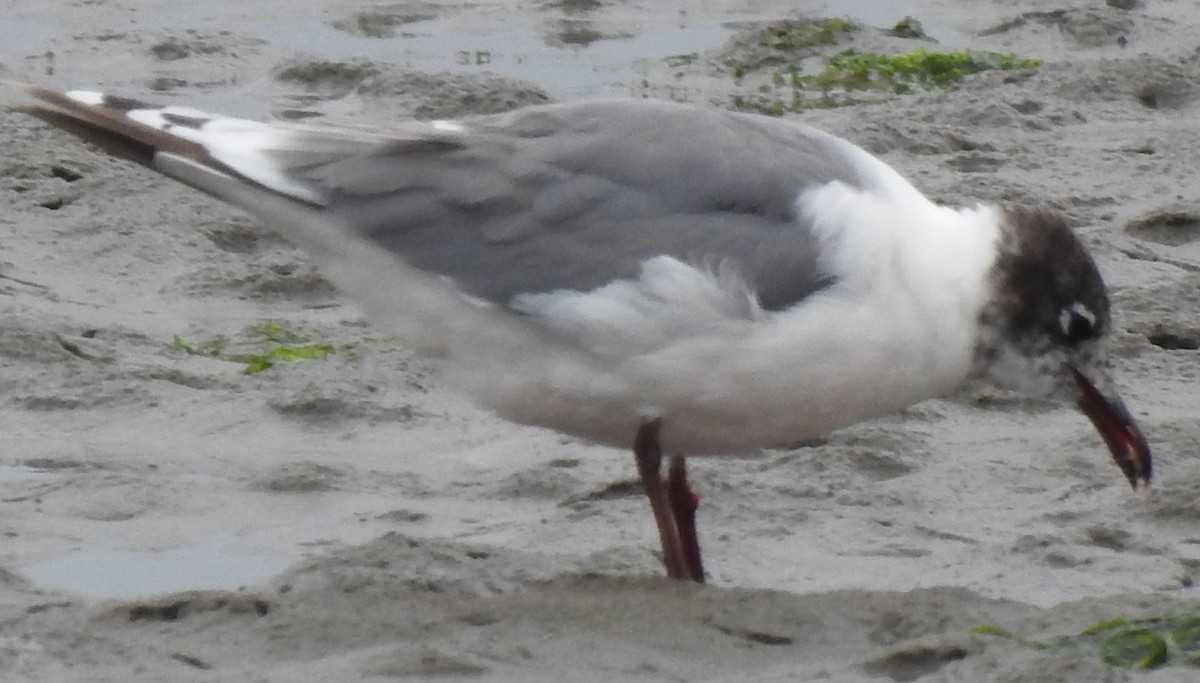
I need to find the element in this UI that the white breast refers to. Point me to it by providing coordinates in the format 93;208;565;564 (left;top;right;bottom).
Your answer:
467;186;1004;455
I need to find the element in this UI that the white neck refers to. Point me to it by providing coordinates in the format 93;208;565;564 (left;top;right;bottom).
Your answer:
629;188;1005;453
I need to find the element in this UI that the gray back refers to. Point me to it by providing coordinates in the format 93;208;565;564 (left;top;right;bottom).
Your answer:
304;100;875;310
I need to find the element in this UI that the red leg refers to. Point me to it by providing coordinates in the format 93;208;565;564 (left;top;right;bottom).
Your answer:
633;419;687;580
667;455;704;583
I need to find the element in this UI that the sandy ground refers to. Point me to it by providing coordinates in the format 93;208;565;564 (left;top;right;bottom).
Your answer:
2;0;1200;680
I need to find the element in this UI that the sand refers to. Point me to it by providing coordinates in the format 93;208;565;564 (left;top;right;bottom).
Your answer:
2;0;1199;680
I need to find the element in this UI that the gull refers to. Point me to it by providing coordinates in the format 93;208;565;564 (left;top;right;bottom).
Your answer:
14;86;1153;583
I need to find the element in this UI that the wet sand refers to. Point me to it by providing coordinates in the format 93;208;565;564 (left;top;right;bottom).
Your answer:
2;1;1200;680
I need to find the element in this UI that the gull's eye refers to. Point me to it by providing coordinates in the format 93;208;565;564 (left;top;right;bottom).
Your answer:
1058;303;1097;345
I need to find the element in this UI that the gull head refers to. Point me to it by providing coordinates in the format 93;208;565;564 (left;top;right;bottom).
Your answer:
972;207;1152;490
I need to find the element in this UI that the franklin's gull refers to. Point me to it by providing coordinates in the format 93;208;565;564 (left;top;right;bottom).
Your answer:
15;86;1153;583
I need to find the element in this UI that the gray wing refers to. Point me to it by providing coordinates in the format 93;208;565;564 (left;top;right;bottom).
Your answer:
18;90;878;312
302;100;877;311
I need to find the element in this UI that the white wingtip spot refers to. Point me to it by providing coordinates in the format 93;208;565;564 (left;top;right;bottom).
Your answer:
430;120;467;133
161;105;217;119
65;90;106;106
126;108;172;130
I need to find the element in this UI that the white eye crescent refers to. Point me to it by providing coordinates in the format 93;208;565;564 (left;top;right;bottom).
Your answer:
1059;302;1096;342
